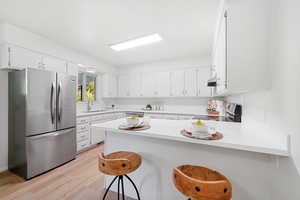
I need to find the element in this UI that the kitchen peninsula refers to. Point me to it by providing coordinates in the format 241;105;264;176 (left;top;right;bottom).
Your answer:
92;118;290;200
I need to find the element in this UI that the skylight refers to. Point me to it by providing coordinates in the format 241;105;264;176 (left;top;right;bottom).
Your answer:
110;34;163;51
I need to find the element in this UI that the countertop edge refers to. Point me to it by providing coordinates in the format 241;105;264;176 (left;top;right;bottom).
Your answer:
92;125;290;157
77;109;224;118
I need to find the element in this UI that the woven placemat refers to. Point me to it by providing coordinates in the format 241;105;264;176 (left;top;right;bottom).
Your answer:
181;129;223;140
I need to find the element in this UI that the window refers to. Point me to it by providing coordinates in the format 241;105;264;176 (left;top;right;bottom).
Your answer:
77;72;97;102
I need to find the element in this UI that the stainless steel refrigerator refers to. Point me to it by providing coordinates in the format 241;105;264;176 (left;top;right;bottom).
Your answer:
8;68;76;179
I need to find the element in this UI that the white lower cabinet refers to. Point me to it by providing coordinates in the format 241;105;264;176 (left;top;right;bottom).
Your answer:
77;139;90;152
77;131;90;142
90;126;105;145
76;116;91;152
76;112;126;152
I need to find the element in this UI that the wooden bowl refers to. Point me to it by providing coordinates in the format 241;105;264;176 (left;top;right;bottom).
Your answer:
173;165;232;200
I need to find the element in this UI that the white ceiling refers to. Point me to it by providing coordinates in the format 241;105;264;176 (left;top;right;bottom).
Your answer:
0;0;220;67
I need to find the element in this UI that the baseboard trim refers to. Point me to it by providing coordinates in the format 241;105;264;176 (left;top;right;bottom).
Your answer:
0;166;8;173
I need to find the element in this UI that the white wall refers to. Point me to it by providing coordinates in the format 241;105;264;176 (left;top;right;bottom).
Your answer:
0;71;8;172
0;22;116;172
228;0;300;198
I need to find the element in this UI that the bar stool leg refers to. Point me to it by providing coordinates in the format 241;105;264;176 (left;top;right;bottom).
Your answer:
117;176;121;200
124;174;141;200
102;176;119;200
120;175;125;200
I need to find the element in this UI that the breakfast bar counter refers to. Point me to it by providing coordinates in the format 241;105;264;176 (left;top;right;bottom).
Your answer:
92;118;290;200
93;118;290;157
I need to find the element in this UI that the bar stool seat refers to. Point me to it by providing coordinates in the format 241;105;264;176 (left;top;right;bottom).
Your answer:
98;151;142;200
173;165;232;200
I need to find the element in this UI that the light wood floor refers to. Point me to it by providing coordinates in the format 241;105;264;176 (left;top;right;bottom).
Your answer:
0;145;135;200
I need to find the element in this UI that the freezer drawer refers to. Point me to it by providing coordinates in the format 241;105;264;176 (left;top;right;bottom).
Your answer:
26;128;76;179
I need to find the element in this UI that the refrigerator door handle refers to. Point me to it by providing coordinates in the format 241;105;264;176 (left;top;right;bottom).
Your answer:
50;82;55;124
28;129;74;140
57;81;62;121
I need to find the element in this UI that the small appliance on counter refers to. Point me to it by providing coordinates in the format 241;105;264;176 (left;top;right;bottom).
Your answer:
226;103;242;122
207;99;220;115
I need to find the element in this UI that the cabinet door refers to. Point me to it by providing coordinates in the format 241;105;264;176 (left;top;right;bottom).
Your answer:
141;73;155;97
118;74;130;97
43;56;67;73
90;126;105;145
9;46;42;69
215;12;227;95
110;75;118;97
0;44;10;67
197;68;211;97
170;70;185;97
103;74;117;97
156;71;170;97
67;62;78;76
129;73;142;97
184;69;197;96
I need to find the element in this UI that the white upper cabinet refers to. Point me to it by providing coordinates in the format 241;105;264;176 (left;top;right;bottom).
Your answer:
0;44;9;68
102;73;117;98
214;11;227;95
212;0;271;95
170;70;185;97
130;73;142;97
114;68;209;98
67;62;79;76
184;69;197;97
197;68;211;97
141;71;170;97
0;44;43;69
118;74;131;97
156;71;170;97
170;69;198;97
0;44;70;74
141;73;155;97
42;56;67;73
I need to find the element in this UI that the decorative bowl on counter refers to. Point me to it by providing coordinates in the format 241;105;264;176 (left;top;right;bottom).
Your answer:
126;115;139;126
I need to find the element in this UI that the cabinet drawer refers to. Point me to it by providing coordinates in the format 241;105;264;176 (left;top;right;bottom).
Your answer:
77;117;90;125
77;124;89;133
77;140;90;152
76;131;90;142
91;115;104;122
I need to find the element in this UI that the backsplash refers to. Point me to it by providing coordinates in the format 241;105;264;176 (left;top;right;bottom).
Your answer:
77;97;226;116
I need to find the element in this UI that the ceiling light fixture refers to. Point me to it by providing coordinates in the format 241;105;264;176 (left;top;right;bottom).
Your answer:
110;33;163;51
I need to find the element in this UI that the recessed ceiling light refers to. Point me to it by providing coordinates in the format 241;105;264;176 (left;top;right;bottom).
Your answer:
110;34;163;51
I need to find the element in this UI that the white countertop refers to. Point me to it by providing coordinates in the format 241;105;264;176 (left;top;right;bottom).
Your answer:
92;118;290;157
77;109;222;117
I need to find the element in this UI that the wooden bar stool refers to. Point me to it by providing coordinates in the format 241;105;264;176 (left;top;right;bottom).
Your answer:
98;151;142;200
173;165;232;200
